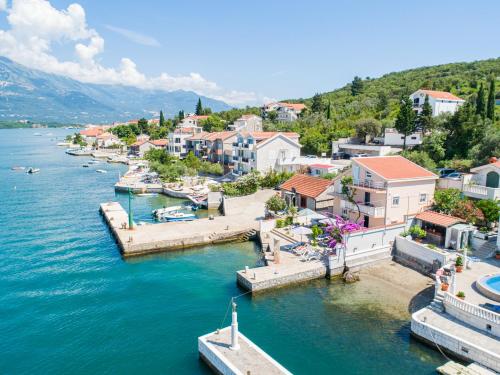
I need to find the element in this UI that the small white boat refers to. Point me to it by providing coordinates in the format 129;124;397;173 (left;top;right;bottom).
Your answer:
96;169;107;173
11;166;25;171
136;193;158;197
152;206;183;217
26;167;40;174
88;160;100;164
33;133;42;136
162;211;196;222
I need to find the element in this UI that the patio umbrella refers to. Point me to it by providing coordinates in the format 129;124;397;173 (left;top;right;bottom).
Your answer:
292;226;313;242
297;208;327;225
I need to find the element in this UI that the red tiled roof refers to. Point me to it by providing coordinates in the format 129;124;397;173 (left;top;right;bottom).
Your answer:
239;114;259;120
242;131;299;140
310;164;334;169
353;156;437;180
280;174;331;198
416;211;464;228
80;127;104;137
151;139;168;146
184;115;209;120
418;90;464;101
131;141;146;147
279;102;306;111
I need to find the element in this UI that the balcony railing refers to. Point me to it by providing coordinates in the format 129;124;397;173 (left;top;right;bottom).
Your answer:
462;184;500;200
351;179;387;190
341;199;385;218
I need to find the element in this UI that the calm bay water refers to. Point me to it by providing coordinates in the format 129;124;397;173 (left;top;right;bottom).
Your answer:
0;129;445;374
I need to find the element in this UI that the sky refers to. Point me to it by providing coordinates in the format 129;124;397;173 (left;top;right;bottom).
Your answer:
0;0;499;106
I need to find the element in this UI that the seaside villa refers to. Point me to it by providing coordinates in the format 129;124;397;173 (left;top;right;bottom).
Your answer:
280;174;334;211
330;156;438;228
410;89;465;117
232;131;301;175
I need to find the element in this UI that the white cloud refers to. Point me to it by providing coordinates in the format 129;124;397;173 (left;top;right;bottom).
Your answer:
105;25;160;47
0;0;264;106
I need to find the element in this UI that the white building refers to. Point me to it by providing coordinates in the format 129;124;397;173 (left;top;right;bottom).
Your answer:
179;115;209;128
462;160;500;200
262;102;306;122
383;128;422;147
167;127;202;158
410;89;465;117
130;139;168;157
96;132;123;148
232;131;301;175
228;114;263;132
332;137;402;158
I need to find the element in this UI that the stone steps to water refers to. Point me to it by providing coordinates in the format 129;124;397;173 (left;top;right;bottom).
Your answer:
270;229;296;244
474;241;497;259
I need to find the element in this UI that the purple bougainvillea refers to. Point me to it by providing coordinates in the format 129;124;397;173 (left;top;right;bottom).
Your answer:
324;215;363;251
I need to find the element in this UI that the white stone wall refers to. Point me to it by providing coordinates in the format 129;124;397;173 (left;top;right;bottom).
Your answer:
344;223;406;253
395;236;451;266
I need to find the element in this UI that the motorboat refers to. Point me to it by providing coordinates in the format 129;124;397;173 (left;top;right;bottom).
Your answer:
88;160;100;164
152;206;183;218
82;164;89;168
11;166;25;171
162;211;196;222
136;193;158;197
96;169;107;173
26;167;40;174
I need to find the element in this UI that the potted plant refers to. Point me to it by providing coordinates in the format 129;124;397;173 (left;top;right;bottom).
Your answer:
456;291;465;300
409;226;426;242
455;256;464;273
495;250;500;260
441;282;449;291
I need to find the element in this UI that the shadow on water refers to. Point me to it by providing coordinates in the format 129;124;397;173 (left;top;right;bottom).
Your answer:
408;285;435;313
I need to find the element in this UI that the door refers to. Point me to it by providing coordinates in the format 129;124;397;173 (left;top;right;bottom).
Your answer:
364;192;371;205
363;215;369;228
486;171;499;188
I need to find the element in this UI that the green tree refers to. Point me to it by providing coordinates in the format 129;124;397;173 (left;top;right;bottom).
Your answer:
418;94;433;134
200;115;225;132
265;194;287;214
468;123;500;166
351;76;363;96
486;79;496;120
311;93;325;113
353;118;381;142
267;110;278;122
137;118;149;134
159;110;165;127
326;100;331;120
376;91;389;118
394;94;416;149
476;83;486;117
195;98;203;115
475;199;500;225
422;131;446;162
178;110;185;120
184;151;201;170
433;189;462;215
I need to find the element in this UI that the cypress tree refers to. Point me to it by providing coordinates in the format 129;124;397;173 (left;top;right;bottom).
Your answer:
178;110;184;120
195;98;203;115
395;94;416;150
326;100;331;119
476;83;486;117
159;110;165;127
311;94;325;113
418;95;433;135
486;79;496;120
351;76;364;96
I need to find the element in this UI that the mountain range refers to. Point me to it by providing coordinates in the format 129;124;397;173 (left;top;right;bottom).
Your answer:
0;57;231;124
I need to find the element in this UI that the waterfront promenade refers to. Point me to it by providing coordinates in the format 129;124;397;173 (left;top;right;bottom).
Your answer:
101;189;275;256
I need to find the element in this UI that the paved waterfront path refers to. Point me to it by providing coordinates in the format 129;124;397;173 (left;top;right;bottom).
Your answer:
101;189;276;256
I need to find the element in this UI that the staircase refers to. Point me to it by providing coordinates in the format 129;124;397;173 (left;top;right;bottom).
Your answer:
474;238;498;259
241;229;257;241
429;292;444;312
270;229;297;245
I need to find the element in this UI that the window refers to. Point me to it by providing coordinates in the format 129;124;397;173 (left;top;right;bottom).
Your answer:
366;172;372;179
392;196;400;206
419;193;427;203
411;136;417;140
342;208;348;217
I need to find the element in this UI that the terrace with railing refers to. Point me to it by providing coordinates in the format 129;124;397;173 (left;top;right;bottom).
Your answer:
351;179;387;190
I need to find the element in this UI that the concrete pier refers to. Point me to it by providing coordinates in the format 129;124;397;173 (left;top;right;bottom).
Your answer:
100;190;274;256
198;327;291;375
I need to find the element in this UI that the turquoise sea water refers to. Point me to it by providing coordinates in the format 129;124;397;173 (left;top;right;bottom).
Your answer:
0;129;445;374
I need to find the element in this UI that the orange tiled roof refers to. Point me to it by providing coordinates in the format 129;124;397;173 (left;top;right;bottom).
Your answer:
242;131;299;140
151;139;168;146
184;115;209;120
279;102;306;111
418;90;464;101
80;127;104;137
280;174;332;198
415;211;464;228
353;156;437;180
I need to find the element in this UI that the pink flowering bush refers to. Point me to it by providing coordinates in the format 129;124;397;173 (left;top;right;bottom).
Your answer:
324;215;363;251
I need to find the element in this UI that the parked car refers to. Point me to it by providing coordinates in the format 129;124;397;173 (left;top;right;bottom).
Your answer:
444;172;463;180
437;168;456;178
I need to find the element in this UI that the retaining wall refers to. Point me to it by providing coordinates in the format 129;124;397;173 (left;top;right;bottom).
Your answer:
394;236;452;275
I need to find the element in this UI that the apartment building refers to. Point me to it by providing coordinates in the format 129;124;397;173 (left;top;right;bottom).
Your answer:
331;156;438;228
410;89;465;117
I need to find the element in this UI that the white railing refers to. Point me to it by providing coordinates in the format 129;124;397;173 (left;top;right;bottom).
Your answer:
444;292;500;325
341;200;385;218
462;184;500;200
351;179;387;190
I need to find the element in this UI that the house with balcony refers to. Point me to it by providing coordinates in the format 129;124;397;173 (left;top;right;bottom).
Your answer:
262;102;306;122
331;156;438;228
231;131;300;175
129;139;168;157
462;160;500;200
167;127;202;158
410;89;465;117
185;131;237;165
228;115;263;132
179;115;209;128
280;174;334;211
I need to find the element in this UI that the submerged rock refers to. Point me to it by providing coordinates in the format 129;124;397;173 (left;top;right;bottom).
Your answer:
343;271;359;283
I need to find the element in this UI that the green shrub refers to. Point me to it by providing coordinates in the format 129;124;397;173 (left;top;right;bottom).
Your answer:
456;291;465;298
275;219;284;228
409;225;426;239
285;216;293;226
455;256;463;267
266;195;287;214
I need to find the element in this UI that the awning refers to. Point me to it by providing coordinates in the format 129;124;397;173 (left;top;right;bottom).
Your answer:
415;211;465;228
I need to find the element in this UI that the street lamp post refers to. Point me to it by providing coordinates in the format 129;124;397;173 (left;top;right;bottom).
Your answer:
128;187;134;230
